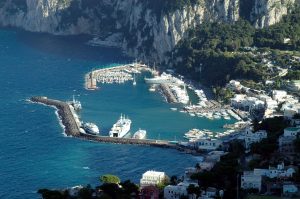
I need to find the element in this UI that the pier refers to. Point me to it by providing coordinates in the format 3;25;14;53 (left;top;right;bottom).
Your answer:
30;96;180;150
159;84;178;103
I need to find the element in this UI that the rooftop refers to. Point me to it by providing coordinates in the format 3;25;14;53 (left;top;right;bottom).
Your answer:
285;127;300;132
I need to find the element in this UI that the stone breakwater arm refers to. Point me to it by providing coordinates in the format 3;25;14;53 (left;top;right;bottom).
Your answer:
159;84;178;103
30;97;195;152
30;96;81;136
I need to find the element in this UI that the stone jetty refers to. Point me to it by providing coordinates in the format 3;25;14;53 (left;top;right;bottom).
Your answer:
31;96;81;136
159;84;178;103
30;96;182;150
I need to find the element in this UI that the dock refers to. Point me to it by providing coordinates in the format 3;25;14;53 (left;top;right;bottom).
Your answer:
30;96;181;150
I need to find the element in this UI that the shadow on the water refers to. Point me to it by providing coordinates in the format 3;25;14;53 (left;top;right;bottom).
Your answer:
15;30;129;63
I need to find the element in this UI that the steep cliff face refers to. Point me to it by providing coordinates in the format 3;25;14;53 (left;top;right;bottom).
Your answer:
250;0;295;28
0;0;296;63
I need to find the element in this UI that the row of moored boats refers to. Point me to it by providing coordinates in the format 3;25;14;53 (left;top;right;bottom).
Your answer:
68;96;146;139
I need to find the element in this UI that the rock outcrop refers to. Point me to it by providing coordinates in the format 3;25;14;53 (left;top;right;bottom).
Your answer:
0;0;296;63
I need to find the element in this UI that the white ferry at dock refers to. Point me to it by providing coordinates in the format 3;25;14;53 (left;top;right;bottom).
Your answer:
109;114;132;138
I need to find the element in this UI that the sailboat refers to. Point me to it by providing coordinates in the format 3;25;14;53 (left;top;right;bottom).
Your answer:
133;74;137;86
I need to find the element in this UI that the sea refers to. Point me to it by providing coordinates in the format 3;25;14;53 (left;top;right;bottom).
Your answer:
0;29;234;199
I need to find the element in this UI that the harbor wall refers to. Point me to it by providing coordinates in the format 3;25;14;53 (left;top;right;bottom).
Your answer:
30;96;183;150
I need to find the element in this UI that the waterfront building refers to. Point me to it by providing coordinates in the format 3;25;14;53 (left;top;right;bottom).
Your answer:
193;138;222;151
278;127;300;153
164;182;190;199
140;171;168;187
238;128;267;150
231;94;265;111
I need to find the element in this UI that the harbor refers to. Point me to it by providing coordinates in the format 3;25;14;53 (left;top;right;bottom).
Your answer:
30;96;182;150
85;62;154;90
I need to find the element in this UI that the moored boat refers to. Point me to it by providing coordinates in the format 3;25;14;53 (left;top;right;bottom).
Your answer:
109;114;131;138
133;129;147;139
82;122;100;135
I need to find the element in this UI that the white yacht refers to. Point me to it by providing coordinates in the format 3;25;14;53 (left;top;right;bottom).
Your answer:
133;129;147;139
145;72;184;85
109;114;131;138
68;95;82;111
82;123;100;135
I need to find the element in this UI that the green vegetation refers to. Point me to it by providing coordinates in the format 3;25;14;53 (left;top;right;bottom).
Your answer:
251;117;289;159
190;141;244;198
170;5;300;87
255;4;300;50
100;174;121;184
39;175;139;199
294;138;300;153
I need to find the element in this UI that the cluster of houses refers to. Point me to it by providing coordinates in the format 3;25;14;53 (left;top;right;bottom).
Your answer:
241;162;298;196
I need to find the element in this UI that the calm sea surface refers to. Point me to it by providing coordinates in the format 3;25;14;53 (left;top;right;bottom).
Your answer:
0;29;233;199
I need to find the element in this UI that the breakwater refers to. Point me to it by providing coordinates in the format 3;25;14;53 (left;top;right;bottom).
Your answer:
30;96;182;150
159;84;177;103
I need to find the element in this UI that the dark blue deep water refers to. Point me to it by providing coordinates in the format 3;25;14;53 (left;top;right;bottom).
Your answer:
0;29;230;199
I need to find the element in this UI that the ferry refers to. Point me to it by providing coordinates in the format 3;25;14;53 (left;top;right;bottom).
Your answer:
109;114;132;138
133;129;147;139
82;123;100;135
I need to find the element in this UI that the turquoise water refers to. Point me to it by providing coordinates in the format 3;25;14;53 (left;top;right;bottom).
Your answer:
0;29;231;199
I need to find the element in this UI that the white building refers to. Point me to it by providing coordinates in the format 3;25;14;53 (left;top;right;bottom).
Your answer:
241;163;296;191
227;80;242;91
231;94;265;111
279;127;300;153
284;126;300;136
282;103;300;119
194;138;222;151
140;171;168;187
241;171;262;191
283;183;299;197
199;187;218;199
239;128;267;150
164;182;195;199
272;90;287;102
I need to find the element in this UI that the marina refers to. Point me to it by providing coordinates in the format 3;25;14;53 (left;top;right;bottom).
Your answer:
85;62;153;90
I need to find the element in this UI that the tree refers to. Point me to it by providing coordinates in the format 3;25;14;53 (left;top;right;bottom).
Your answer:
38;189;69;199
100;174;121;184
120;180;139;196
170;175;178;185
294;138;300;153
187;184;201;197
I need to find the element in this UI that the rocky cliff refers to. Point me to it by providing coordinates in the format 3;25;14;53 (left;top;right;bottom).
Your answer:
0;0;296;63
250;0;295;28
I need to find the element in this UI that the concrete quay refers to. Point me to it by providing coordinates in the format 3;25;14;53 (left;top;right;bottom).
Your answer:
30;96;184;150
159;84;178;103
